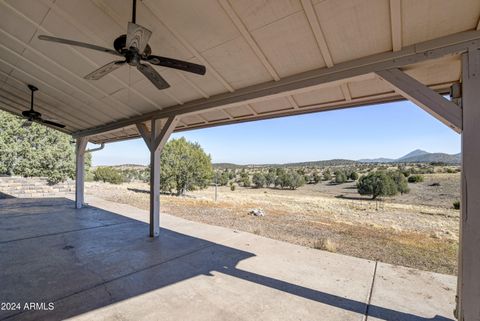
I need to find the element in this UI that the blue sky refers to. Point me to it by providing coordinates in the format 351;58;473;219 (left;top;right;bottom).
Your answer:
90;100;461;166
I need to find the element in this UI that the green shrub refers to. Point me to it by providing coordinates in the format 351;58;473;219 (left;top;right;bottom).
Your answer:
252;173;266;188
408;174;424;183
216;171;229;186
85;170;95;182
453;200;460;210
323;169;332;181
289;171;305;190
312;172;321;184
357;172;398;199
388;171;410;194
265;170;276;187
240;174;251;187
274;171;305;190
334;170;347;184
93;167;124;184
349;171;359;181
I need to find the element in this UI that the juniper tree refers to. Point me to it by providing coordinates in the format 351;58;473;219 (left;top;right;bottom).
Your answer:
357;172;398;199
0;110;91;184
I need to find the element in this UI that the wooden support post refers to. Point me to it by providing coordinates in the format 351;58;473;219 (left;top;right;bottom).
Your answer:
457;48;480;321
136;116;178;237
75;137;88;209
149;119;162;237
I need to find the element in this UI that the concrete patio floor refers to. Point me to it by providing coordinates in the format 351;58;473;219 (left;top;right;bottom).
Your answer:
0;196;456;321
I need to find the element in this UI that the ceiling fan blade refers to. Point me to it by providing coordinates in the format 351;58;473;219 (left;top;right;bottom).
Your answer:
40;118;66;128
126;22;152;54
137;64;170;90
38;35;122;57
84;60;126;80
146;55;206;75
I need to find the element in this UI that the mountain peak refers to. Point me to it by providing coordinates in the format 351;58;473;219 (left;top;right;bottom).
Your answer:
398;149;429;160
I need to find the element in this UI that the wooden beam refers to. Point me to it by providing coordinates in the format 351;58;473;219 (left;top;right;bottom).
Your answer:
301;0;334;67
245;104;258;115
457;48;480;321
287;96;299;109
75;137;88;209
389;0;402;51
218;0;280;81
73;30;480;138
376;68;462;132
136;122;151;151
340;83;352;102
153;116;179;152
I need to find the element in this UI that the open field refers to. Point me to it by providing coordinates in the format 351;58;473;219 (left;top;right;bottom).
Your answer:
86;172;460;275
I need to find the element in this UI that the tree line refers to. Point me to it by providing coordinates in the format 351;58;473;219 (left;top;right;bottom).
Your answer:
0;111;91;184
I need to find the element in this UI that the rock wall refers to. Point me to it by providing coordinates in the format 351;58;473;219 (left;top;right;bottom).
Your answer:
0;176;74;198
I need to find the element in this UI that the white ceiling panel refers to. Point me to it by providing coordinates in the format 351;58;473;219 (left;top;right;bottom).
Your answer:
250;96;293;114
314;0;391;63
144;0;240;53
201;36;273;89
348;77;394;99
230;0;302;31
293;85;344;106
402;0;480;47
252;11;326;77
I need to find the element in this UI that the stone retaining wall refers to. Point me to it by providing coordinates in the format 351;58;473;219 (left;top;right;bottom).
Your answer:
0;176;74;198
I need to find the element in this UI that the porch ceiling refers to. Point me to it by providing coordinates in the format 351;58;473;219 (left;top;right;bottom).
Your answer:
0;0;479;143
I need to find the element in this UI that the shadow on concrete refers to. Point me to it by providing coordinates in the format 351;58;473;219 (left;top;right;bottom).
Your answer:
0;191;15;199
0;197;452;321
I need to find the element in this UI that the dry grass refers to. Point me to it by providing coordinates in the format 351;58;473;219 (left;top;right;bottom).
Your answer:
313;238;337;252
86;172;460;275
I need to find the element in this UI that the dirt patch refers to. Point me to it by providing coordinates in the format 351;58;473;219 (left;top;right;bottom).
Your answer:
86;173;459;275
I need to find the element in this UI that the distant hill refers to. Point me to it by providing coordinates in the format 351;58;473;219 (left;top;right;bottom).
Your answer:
212;163;248;169
358;149;460;164
357;157;394;163
100;150;460;169
399;152;461;164
213;159;358;169
397;149;430;161
213;149;460;169
213;159;357;169
281;159;358;167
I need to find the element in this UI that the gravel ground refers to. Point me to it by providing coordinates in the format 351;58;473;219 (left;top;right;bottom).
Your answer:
86;173;460;275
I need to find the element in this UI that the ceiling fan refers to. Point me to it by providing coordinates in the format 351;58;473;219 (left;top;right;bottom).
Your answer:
21;85;65;128
37;0;206;90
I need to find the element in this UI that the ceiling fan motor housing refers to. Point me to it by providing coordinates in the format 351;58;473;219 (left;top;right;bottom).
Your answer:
114;34;151;59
